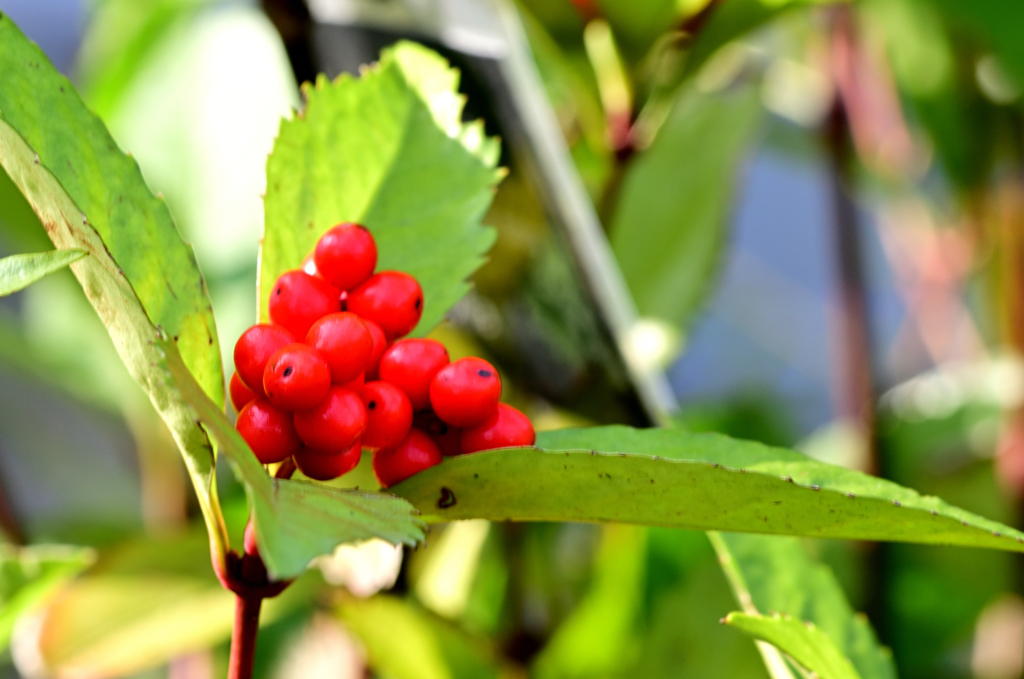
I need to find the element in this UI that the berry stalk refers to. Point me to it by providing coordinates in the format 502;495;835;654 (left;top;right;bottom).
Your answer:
228;594;262;679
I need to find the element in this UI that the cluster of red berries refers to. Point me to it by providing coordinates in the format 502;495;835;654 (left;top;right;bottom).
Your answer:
230;223;535;487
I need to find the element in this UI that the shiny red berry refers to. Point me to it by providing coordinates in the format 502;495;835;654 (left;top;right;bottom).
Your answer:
269;270;341;338
301;252;321;278
460;403;535;454
347;271;423;340
430;357;502;427
294;442;362;481
414;411;463;456
230;371;256;412
236;398;302;464
372;429;442;488
360;381;413;450
305;312;373;384
378;339;449;410
234;324;295;396
314;223;377;291
363;320;388;381
262;343;331;411
293;386;367;453
340;372;365;391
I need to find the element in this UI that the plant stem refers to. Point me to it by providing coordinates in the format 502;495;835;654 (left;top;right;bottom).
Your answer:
228;595;263;679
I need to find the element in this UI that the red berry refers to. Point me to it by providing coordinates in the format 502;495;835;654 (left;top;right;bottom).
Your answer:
294;442;362;481
293;386;367;453
361;381;413;449
414;411;463;456
230;371;257;411
363;320;388;380
460;404;535;454
234;324;295;396
262;343;331;411
305;312;373;384
236;398;302;464
430;357;502;427
269;270;341;338
372;429;441;488
347;271;423;340
314;223;377;290
378;339;449;410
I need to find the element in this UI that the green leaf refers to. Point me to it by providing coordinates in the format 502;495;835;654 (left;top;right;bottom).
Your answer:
337;595;501;679
611;81;761;327
725;612;862;679
390;426;1024;551
711;533;896;679
261;41;502;337
929;0;1024;84
35;530;317;677
0;544;94;649
0;249;86;297
0;15;425;580
0;14;223;407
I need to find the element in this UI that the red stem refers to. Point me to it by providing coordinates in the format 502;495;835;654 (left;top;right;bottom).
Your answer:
228;595;262;679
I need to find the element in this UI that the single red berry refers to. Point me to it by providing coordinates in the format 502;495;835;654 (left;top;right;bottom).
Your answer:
236;398;302;464
269;270;341;338
347;271;423;340
460;403;535;454
263;343;331;411
293;386;367;453
363;320;388;380
294;442;362;481
372;429;441;488
430;357;502;427
414;411;463;456
378;339;449;410
314;223;378;290
234;324;295;396
305;312;373;384
361;381;413;449
230;371;257;412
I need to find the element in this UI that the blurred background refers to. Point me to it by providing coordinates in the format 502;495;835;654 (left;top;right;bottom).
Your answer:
1;0;1024;677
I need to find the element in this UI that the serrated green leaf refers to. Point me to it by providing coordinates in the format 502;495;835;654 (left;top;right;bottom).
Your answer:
0;16;424;581
0;544;94;650
711;533;896;679
725;612;862;679
0;14;222;407
0;249;86;297
389;426;1024;551
261;41;501;337
611;81;761;327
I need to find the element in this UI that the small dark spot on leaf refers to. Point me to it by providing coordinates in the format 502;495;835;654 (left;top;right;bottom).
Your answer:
283;366;293;377
962;521;969;526
712;463;718;469
173;335;179;342
437;487;456;509
771;501;781;505
473;473;478;479
893;500;901;507
931;510;937;515
994;531;1002;538
650;479;654;484
811;485;819;491
847;492;855;498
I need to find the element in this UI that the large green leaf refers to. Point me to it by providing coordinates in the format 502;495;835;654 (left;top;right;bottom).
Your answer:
390;426;1024;551
0;14;222;406
36;530;317;678
0;545;94;649
611;81;761;327
261;41;502;336
929;0;1024;83
724;612;862;679
0;249;85;297
711;533;896;679
0;16;424;580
